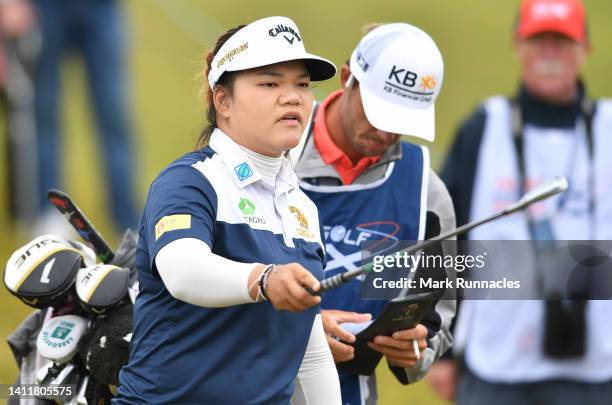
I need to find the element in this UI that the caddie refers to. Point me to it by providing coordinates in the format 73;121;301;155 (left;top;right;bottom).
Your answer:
291;23;456;405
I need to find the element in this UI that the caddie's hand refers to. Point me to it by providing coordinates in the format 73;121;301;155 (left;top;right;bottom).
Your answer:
321;309;372;363
249;263;321;312
367;323;428;368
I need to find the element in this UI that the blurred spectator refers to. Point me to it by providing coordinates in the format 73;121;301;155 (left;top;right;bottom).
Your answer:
432;0;612;404
32;0;138;234
0;0;34;40
1;0;40;234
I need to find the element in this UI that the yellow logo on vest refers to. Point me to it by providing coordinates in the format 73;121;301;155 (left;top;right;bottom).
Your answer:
289;206;313;238
155;214;191;240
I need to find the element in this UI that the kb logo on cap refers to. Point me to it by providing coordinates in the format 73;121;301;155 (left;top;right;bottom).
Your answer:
268;24;302;45
384;65;436;103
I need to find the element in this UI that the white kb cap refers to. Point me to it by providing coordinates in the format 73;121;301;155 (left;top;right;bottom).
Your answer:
349;23;444;141
208;16;336;90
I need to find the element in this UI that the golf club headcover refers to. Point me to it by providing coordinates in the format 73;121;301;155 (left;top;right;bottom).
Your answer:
36;314;88;364
79;303;133;385
4;235;85;308
76;264;130;315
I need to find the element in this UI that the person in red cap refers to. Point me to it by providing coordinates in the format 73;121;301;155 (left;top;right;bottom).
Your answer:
428;0;612;404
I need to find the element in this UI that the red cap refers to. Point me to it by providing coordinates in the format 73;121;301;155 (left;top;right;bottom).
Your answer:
516;0;587;44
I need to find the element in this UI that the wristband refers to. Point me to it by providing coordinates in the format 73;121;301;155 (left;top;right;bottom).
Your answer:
259;264;276;301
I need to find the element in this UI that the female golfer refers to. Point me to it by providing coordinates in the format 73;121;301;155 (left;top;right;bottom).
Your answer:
114;17;340;404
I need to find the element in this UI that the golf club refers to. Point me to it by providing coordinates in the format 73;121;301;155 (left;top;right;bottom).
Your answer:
47;189;115;263
316;176;569;293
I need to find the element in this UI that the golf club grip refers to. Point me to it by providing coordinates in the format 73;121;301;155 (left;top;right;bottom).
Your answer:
305;273;351;296
320;272;351;292
47;189;115;263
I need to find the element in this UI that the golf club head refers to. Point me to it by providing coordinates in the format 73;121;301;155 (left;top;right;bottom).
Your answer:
76;264;130;315
79;302;133;385
37;314;89;364
48;189;116;263
4;235;85;308
510;176;569;213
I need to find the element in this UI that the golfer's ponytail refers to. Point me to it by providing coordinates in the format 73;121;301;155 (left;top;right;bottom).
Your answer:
197;25;246;149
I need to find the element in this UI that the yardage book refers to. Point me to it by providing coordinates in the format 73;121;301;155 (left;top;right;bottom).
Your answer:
337;291;437;376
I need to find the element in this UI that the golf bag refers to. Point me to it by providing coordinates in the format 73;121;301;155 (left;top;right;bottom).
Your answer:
4;230;138;405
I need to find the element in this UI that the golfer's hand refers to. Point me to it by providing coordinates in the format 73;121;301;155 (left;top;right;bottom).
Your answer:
367;324;428;368
249;263;321;311
321;310;372;363
426;359;457;401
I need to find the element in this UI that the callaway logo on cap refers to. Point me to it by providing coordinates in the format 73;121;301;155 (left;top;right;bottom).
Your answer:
208;16;336;90
349;23;444;142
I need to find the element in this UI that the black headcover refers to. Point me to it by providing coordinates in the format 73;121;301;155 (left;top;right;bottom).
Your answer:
79;303;133;386
4;235;84;308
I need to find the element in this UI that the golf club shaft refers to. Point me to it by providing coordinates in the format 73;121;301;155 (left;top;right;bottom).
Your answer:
319;210;506;292
318;176;568;293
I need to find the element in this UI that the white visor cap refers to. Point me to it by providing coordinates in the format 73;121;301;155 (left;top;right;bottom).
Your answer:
208;16;336;90
349;23;444;142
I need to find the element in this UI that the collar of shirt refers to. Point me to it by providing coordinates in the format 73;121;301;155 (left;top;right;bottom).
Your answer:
208;128;298;193
312;89;381;185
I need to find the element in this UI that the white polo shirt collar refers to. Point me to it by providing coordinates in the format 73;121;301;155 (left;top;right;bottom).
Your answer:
208;128;298;191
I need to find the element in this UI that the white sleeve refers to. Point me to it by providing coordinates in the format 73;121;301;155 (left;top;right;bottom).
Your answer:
291;314;342;405
155;238;257;307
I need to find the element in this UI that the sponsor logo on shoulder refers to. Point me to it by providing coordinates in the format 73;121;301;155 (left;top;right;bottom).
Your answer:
155;214;192;240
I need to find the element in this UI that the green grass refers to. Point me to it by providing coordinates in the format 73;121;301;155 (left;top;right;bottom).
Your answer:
1;1;611;403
